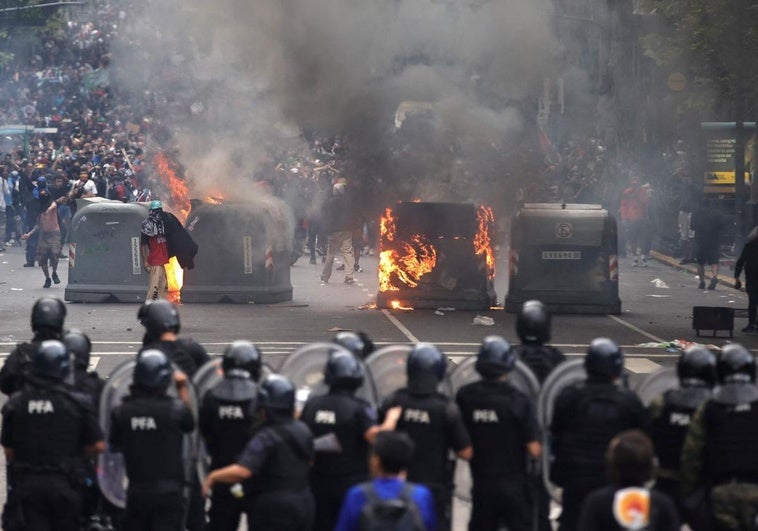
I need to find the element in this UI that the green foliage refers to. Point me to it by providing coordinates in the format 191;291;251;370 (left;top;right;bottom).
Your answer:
641;0;758;109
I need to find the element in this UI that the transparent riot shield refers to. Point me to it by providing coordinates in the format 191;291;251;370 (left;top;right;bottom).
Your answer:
279;342;378;414
191;358;273;481
98;359;199;509
448;357;541;502
537;359;587;503
365;345;453;404
633;366;678;407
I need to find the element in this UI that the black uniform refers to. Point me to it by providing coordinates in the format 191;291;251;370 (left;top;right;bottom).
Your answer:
649;386;711;513
141;338;210;378
1;376;103;531
380;387;471;531
109;388;195;531
0;341;39;395
550;381;650;531
199;375;259;531
456;379;540;531
578;485;680;530
300;388;377;531
235;418;315;531
511;343;566;384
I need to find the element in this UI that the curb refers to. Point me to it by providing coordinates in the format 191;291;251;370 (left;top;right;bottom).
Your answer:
649;250;739;290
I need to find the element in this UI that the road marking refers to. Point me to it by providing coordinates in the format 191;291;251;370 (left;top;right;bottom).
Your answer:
607;315;665;342
381;309;420;343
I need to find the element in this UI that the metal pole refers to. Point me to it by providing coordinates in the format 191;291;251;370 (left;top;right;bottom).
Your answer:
735;94;746;252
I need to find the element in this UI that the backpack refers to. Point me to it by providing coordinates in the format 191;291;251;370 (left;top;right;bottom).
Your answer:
358;482;425;531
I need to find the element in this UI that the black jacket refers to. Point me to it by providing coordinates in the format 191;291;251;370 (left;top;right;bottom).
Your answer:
735;235;758;281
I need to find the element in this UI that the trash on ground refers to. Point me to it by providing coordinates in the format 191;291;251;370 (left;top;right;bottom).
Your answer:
472;315;495;326
634;339;720;352
434;310;445;316
10;288;22;291
437;307;456;312
651;278;669;289
645;294;670;298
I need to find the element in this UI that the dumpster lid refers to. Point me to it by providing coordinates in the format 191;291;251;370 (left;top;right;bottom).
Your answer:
522;203;603;211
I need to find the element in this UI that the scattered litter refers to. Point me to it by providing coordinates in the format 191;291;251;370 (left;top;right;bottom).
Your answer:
472;315;495;326
437;307;456;312
645;294;670;298
651;278;669;289
328;327;350;332
434;310;445;316
634;339;721;352
728;300;736;304
357;303;376;310
10;288;22;291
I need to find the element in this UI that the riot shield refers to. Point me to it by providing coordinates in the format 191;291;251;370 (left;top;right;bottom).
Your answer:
365;345;454;404
98;359;199;509
448;357;541;502
192;358;273;480
633;366;678;407
279;342;378;414
537;359;587;503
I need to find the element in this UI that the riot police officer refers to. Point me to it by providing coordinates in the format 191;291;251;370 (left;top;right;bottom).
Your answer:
511;300;565;383
203;374;316;531
0;297;66;395
137;300;208;530
64;328;106;412
109;349;195;531
379;342;472;531
300;347;395;531
456;336;542;531
681;344;758;531
332;330;375;360
199;341;262;531
1;340;105;531
137;299;210;378
649;345;716;518
550;338;650;531
63;328;108;523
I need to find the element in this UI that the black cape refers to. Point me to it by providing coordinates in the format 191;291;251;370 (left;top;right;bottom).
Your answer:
164;212;198;270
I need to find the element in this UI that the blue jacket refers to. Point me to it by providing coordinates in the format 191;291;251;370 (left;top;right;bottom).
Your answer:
334;477;437;531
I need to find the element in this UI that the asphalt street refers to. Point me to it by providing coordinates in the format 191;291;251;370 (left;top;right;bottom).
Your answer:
2;243;756;375
0;242;755;529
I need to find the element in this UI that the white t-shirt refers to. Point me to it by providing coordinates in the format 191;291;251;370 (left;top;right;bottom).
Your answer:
71;178;97;197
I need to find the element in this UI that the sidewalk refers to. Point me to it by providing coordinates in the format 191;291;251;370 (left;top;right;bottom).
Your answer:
650;250;740;290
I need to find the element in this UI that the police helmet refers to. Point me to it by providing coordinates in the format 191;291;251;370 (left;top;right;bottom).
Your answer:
134;349;173;390
137;300;180;334
585;338;623;379
333;331;366;359
31;297;67;333
222;341;262;381
516;300;551;344
407;343;446;384
717;343;756;384
475;335;516;378
324;347;365;389
63;328;92;371
678;346;717;388
33;339;70;380
258;374;295;418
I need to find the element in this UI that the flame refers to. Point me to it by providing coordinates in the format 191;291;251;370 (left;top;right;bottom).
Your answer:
152;152;191;303
475;205;496;280
390;300;414;311
206;195;224;205
379;207;437;292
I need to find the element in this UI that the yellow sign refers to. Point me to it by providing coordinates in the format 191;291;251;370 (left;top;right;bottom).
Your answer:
704;171;751;186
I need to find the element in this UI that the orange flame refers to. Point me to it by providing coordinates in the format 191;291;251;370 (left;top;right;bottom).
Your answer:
390;300;414;311
152;152;191;303
475;205;496;280
378;208;437;292
206;195;224;205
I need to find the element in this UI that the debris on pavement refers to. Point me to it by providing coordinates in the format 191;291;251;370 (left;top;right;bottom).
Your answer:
651;278;669;289
472;315;495;326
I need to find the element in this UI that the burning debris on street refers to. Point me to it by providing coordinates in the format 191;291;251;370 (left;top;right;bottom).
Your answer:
377;201;496;310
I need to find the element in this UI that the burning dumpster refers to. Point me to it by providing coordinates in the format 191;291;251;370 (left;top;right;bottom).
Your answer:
65;200;150;303
505;203;621;315
180;198;294;303
376;201;496;310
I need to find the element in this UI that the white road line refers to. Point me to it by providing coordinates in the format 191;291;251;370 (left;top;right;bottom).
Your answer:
607;315;665;343
381;309;420;343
